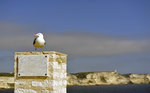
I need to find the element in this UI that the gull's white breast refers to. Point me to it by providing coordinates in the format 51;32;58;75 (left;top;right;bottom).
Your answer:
34;37;45;48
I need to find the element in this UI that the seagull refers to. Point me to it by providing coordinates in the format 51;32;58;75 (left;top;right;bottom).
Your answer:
33;33;46;52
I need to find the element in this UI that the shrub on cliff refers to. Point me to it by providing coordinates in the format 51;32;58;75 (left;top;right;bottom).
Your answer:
0;73;14;77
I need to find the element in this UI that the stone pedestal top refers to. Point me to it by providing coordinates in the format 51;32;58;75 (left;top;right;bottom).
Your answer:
15;51;67;56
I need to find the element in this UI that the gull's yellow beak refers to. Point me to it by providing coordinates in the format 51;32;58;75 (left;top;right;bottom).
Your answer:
33;34;38;37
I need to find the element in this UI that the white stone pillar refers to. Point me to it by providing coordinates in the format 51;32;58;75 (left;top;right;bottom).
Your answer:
14;51;67;93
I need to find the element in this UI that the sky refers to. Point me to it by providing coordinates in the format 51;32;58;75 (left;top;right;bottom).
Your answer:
0;0;150;74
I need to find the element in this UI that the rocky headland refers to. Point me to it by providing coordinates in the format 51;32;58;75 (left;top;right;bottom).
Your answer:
0;71;150;89
67;71;150;86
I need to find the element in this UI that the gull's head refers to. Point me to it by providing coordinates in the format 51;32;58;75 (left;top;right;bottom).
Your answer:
33;33;44;38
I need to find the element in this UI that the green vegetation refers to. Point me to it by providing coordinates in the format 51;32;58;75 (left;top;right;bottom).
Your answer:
122;73;132;78
0;73;14;77
72;72;93;79
100;76;107;83
7;83;14;88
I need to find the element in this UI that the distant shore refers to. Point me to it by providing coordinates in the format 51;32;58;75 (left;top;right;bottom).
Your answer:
67;71;150;86
0;71;150;89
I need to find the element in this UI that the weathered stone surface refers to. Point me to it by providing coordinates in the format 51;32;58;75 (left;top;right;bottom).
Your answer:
62;63;66;70
32;81;43;87
50;62;58;69
0;77;14;89
14;51;67;93
42;90;51;93
16;89;37;93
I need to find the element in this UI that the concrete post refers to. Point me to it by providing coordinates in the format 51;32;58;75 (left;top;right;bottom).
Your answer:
14;51;67;93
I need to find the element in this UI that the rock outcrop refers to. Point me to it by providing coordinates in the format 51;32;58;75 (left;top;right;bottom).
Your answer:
67;71;150;86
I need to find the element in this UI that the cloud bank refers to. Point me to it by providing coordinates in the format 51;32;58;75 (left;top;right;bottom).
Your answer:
0;21;150;57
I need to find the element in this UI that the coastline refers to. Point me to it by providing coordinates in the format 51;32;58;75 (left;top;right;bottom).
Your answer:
68;71;150;86
0;71;150;89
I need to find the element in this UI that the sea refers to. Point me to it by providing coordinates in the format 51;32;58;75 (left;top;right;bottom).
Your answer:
0;84;150;93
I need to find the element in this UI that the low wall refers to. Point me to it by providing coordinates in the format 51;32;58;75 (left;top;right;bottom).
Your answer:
0;77;14;89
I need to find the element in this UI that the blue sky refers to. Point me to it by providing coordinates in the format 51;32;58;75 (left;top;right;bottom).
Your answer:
0;0;150;74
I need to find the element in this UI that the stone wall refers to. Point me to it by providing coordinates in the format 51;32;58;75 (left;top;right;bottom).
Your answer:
0;77;14;89
14;51;67;93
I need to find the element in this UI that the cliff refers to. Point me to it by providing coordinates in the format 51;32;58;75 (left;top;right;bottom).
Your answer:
0;71;150;89
67;71;150;86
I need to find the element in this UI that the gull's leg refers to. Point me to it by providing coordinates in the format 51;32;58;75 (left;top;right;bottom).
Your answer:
41;47;44;53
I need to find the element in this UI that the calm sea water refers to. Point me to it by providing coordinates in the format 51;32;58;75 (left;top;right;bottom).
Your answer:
0;84;150;93
68;84;150;93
